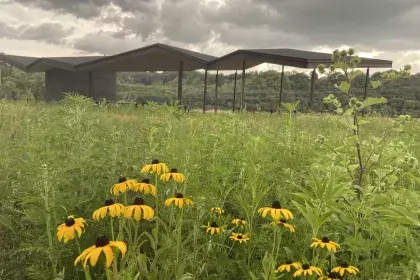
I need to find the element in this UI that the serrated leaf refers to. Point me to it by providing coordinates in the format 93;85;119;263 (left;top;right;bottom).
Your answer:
370;80;382;89
348;164;359;171
362;97;387;108
344;107;355;116
335;81;350;94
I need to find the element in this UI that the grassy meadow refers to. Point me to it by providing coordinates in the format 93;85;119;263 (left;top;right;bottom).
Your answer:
1;97;420;280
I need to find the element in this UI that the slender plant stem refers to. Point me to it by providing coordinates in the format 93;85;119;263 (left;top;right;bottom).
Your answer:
110;216;115;240
109;217;118;279
271;227;277;258
154;174;159;248
275;229;283;262
176;207;184;269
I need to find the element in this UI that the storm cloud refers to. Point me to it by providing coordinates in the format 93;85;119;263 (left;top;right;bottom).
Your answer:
0;21;73;44
1;0;420;71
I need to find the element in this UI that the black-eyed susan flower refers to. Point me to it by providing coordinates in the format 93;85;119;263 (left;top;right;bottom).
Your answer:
201;222;224;235
293;264;322;277
160;168;185;183
92;199;125;221
141;159;169;175
164;193;194;208
111;177;137;196
229;232;249;243
319;271;343;280
311;237;340;252
131;179;157;197
57;216;86;243
270;219;295;232
258;200;293;220
276;261;302;273
123;197;154;221
331;262;359;277
211;207;224;215
74;236;127;268
232;218;247;226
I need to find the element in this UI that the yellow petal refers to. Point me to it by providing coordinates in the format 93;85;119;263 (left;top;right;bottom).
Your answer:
134;206;141;221
110;241;127;256
84;247;102;268
102;246;114;268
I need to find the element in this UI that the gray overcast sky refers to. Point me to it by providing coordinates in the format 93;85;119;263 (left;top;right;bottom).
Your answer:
0;0;420;72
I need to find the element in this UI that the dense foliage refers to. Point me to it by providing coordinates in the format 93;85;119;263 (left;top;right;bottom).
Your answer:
0;97;419;279
1;63;420;116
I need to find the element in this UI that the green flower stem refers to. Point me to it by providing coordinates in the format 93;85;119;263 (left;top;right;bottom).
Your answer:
109;217;118;280
154;174;159;248
123;192;128;207
271;227;277;258
110;216;115;240
175;207;184;268
275;228;283;262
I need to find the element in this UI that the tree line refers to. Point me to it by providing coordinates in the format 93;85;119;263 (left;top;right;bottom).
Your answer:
1;65;420;116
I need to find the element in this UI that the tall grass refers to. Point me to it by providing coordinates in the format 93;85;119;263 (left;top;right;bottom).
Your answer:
0;98;419;279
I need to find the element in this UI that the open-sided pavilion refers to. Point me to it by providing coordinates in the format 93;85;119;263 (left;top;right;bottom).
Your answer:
0;43;392;111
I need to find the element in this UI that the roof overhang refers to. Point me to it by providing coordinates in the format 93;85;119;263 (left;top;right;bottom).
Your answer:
208;49;393;70
76;43;217;72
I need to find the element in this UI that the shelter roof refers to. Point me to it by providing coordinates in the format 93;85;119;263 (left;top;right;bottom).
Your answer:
0;53;103;72
76;43;217;72
1;44;393;73
208;49;392;70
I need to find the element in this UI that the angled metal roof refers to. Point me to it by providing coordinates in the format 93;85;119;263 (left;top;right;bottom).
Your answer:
0;54;40;71
0;54;103;72
25;56;103;72
1;44;393;73
208;48;393;70
76;43;217;72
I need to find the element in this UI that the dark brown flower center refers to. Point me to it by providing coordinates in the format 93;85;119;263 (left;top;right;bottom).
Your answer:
105;199;114;206
322;236;330;243
341;262;349;268
285;260;293;265
119;177;127;183
151;159;159;164
176;193;184;198
328;271;340;278
170;168;178;173
237;234;243;239
134;197;145;205
302;264;310;270
280;219;287;223
210;222;218;227
65;218;75;227
272;200;281;209
142;178;150;184
95;235;110;247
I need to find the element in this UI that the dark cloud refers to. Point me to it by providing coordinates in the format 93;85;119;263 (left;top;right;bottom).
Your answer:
0;21;73;44
2;0;420;67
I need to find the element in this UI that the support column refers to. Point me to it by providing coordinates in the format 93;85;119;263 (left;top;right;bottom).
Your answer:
203;69;208;113
309;68;316;111
362;67;370;116
178;61;183;104
240;60;246;112
215;70;219;113
233;71;238;112
278;65;285;110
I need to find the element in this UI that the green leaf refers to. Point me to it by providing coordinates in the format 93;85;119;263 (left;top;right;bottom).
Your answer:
362;97;387;108
335;81;350;94
370;80;382;89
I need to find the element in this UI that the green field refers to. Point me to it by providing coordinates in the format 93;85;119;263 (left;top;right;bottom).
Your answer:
1;97;420;280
